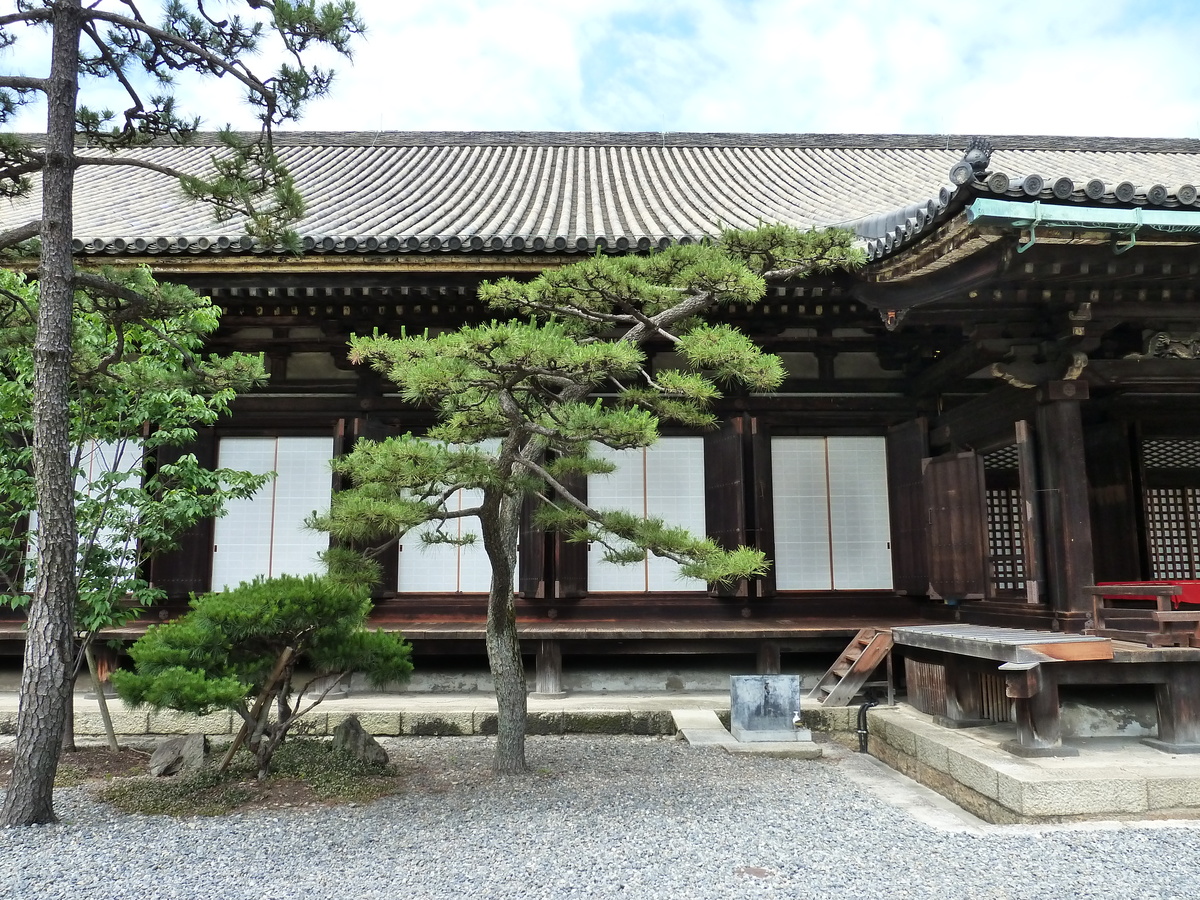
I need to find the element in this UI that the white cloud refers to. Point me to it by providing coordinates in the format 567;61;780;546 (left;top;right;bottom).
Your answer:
2;0;1198;137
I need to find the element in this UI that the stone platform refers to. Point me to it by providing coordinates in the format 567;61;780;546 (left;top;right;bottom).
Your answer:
862;704;1200;823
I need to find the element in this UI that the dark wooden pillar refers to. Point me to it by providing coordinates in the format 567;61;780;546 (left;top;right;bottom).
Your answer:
1146;663;1200;753
756;641;781;675
1036;393;1094;617
748;416;776;599
704;415;749;598
533;640;566;698
886;418;930;596
999;661;1074;756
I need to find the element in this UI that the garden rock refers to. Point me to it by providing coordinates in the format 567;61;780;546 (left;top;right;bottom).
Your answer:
332;715;389;766
149;733;208;777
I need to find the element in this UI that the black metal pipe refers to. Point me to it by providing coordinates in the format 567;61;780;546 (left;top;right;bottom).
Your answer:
856;698;878;753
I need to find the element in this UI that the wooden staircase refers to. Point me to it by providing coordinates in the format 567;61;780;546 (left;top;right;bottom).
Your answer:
807;627;894;707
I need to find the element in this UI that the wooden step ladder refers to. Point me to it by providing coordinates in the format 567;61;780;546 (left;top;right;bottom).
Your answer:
807;627;894;707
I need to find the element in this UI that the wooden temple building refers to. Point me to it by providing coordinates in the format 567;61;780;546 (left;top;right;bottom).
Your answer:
5;132;1200;742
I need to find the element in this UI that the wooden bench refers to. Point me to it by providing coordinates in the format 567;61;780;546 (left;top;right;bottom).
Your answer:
892;624;1114;757
1084;583;1200;648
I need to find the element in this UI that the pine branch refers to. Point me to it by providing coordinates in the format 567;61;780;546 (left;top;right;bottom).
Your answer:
83;8;273;102
0;76;48;91
0;221;40;251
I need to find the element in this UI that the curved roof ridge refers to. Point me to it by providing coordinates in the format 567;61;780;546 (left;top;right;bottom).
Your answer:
21;131;1200;152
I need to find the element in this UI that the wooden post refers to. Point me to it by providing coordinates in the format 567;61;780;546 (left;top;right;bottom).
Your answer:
1145;664;1200;753
1010;681;1068;755
532;640;566;698
1015;420;1046;605
999;662;1075;756
756;641;781;675
1036;397;1094;617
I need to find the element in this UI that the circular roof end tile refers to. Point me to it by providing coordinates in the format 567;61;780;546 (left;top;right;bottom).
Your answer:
1178;184;1198;205
1052;177;1075;199
986;171;1010;193
1085;179;1106;200
1022;174;1044;196
1147;184;1169;205
1115;181;1136;203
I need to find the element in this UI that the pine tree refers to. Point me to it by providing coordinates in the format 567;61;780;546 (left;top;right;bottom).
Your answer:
0;0;363;826
315;225;864;774
113;574;413;780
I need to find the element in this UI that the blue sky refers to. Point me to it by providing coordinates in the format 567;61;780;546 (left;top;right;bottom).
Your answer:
5;0;1200;136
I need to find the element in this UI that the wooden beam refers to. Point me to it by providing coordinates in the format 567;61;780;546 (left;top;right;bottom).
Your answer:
909;340;1011;399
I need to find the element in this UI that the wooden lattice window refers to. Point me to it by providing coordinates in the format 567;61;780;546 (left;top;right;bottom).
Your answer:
1142;440;1200;579
986;489;1025;591
1145;488;1200;579
983;446;1025;595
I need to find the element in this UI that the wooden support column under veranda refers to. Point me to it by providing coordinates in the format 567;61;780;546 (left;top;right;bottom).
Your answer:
533;639;566;698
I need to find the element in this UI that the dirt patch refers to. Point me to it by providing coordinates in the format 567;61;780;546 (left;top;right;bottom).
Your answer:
1;737;502;816
0;746;149;787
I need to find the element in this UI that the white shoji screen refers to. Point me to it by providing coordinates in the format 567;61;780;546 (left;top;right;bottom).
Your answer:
210;436;333;589
396;440;496;594
26;439;143;588
771;436;893;590
587;438;707;592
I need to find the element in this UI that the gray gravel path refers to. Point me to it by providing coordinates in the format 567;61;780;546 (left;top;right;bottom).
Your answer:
2;734;1199;900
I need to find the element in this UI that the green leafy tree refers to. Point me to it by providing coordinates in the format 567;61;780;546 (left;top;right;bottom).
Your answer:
112;574;413;780
0;0;364;826
315;225;864;775
0;267;270;746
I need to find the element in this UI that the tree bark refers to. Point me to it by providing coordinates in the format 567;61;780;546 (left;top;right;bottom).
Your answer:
482;488;528;775
1;0;82;827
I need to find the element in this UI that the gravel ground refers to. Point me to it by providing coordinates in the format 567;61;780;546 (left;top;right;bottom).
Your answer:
3;734;1200;900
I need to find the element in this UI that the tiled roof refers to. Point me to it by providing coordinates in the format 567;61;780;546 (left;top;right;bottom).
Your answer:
4;132;1200;260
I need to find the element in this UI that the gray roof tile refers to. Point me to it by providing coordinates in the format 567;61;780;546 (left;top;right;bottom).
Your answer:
3;132;1199;258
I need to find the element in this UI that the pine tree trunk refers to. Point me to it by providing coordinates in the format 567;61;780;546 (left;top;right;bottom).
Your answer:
1;1;82;827
481;490;528;775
